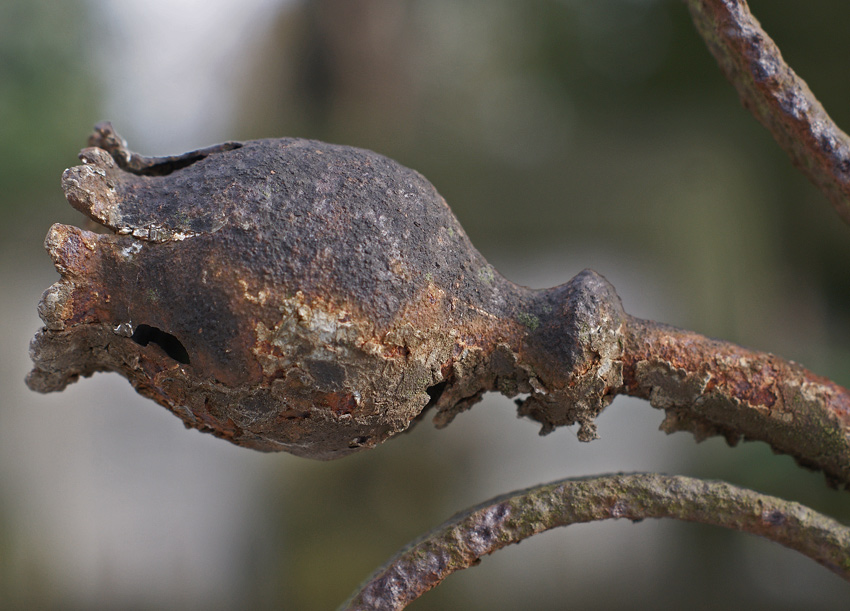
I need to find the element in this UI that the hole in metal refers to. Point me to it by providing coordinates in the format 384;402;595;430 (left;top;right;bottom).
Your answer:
131;324;191;364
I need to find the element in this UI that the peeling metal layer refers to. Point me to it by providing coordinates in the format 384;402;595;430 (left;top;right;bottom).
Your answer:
621;316;850;487
342;473;850;610
686;0;850;224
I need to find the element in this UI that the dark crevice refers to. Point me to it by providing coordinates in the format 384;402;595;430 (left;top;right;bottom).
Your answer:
426;380;449;407
131;324;191;364
116;142;244;176
406;380;450;432
348;435;371;449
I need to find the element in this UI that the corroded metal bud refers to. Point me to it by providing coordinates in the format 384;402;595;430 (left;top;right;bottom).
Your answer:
27;123;625;459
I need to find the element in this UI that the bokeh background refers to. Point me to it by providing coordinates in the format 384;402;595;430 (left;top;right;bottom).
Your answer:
2;0;850;608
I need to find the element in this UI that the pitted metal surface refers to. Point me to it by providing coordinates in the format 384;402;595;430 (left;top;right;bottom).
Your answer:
28;123;621;458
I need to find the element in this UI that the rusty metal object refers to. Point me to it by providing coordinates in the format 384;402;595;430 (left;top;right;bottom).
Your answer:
26;124;850;483
343;473;850;609
621;317;850;486
686;0;850;225
27;123;621;459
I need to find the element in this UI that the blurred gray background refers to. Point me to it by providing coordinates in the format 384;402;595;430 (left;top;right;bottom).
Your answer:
2;0;850;608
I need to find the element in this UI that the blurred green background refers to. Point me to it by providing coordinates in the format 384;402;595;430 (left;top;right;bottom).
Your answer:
2;0;850;608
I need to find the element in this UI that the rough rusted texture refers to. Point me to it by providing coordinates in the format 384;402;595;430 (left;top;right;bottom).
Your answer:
26;124;850;478
620;317;850;487
686;0;850;225
27;123;622;459
342;472;850;610
511;271;625;442
25;124;850;476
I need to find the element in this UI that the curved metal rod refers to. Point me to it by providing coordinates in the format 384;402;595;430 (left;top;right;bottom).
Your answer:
341;473;850;610
686;0;850;224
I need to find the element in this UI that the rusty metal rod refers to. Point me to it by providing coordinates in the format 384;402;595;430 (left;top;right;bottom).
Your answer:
341;472;850;610
621;315;850;487
685;0;850;225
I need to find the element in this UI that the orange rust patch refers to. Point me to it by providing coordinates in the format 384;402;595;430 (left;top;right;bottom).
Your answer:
622;320;783;408
703;361;778;408
320;392;358;415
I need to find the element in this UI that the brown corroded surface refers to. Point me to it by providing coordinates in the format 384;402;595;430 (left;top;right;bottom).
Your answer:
686;0;850;225
621;317;850;486
26;124;850;480
343;473;850;609
27;123;621;459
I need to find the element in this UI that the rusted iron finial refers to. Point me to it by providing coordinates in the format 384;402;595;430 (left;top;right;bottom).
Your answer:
27;123;623;459
27;125;850;486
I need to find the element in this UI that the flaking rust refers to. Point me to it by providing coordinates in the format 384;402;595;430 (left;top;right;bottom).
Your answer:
26;124;850;480
27;123;623;459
